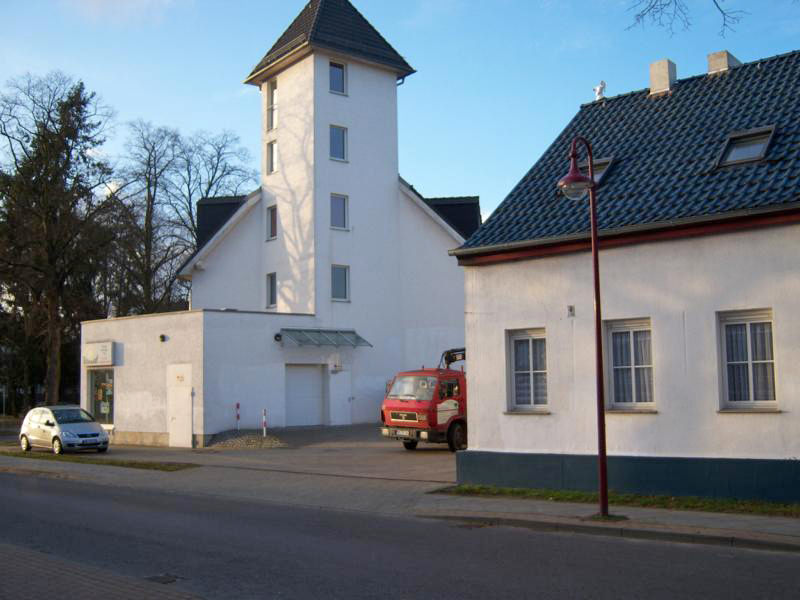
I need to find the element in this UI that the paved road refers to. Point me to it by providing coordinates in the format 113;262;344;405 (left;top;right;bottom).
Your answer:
2;473;798;600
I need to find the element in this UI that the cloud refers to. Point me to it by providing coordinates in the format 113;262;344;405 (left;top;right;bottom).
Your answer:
61;0;180;25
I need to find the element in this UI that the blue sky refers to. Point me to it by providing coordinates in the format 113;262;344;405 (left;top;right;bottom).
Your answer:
2;1;798;218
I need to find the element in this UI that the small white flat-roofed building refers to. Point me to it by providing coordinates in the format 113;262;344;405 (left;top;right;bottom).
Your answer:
80;0;480;446
450;50;800;502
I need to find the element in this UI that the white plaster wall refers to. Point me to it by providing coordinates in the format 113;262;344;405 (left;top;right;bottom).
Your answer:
397;186;466;370
261;54;316;314
190;202;263;310
80;311;205;438
465;224;800;460
201;311;355;432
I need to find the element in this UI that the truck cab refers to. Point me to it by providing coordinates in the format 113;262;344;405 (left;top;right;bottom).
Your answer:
380;349;467;452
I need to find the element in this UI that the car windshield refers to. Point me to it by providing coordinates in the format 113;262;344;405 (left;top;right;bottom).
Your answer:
52;408;95;424
387;376;438;401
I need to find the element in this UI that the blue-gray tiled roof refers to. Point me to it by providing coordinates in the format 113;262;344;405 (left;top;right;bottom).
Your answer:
457;50;800;254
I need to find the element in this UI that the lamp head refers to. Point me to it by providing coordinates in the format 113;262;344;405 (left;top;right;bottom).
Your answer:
557;153;594;201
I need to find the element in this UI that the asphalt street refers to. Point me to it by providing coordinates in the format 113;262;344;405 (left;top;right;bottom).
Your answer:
2;472;798;600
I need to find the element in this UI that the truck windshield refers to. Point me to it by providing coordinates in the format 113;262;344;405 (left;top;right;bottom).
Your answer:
387;376;438;401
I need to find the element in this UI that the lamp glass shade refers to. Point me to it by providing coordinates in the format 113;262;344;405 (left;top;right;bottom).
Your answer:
557;155;594;201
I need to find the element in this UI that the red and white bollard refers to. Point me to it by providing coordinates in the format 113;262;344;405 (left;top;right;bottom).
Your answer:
236;402;240;431
262;409;267;438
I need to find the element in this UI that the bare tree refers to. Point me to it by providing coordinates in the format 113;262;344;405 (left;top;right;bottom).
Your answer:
117;120;186;314
0;72;116;405
169;130;257;252
629;0;747;36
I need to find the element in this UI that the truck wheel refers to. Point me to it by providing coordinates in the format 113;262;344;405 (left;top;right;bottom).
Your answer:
403;440;418;451
448;422;467;452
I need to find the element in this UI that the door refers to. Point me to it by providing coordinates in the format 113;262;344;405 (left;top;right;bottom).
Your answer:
286;365;324;426
167;364;193;448
88;369;114;425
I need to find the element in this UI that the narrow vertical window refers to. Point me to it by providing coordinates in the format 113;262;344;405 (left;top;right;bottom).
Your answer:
266;272;277;308
267;79;277;130
330;126;347;161
509;330;547;409
330;194;348;229
267;141;277;174
331;265;349;301
720;310;776;406
608;321;653;407
329;62;346;94
267;205;277;239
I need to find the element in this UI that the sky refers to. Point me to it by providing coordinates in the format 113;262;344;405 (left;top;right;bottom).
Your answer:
2;0;798;219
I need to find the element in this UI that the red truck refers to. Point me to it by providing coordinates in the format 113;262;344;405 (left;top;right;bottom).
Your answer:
380;348;467;452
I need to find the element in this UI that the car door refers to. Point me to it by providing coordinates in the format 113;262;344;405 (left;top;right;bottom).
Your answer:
26;409;43;446
38;409;55;447
437;379;460;427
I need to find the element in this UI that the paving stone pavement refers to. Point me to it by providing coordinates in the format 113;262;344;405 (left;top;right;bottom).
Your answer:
0;542;200;599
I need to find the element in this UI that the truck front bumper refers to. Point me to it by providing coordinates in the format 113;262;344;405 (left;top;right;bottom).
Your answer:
380;426;447;444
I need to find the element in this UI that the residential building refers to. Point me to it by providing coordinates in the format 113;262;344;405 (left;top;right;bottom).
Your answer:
80;0;479;446
451;50;800;501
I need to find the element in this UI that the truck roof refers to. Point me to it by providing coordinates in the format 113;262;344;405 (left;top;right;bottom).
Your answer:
395;368;464;377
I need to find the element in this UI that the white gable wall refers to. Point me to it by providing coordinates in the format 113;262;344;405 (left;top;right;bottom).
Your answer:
465;224;800;460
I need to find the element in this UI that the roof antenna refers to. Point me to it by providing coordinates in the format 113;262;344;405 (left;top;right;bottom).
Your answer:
593;80;606;101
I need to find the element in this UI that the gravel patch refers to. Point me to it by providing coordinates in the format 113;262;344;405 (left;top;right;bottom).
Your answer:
207;429;287;449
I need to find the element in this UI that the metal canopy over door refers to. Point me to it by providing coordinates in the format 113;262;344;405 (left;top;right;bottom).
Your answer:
167;364;193;448
286;365;324;426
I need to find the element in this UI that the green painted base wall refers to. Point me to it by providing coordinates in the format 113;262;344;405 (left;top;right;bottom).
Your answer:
457;451;800;503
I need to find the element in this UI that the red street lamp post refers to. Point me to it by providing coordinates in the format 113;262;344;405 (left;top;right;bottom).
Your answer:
556;136;609;517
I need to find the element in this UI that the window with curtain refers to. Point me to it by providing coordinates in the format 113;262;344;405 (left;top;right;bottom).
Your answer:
508;330;547;409
608;320;654;407
719;310;775;405
330;125;347;161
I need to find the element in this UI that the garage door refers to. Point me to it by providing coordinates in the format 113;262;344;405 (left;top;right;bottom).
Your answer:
286;365;324;426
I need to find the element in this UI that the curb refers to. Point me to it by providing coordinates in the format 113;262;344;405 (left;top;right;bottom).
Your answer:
417;512;800;554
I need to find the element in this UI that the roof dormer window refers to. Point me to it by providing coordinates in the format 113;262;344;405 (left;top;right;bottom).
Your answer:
579;157;613;185
717;126;774;167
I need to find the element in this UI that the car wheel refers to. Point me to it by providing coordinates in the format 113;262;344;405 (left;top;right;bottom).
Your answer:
448;421;467;452
52;437;63;455
20;435;31;452
97;447;108;453
402;440;418;451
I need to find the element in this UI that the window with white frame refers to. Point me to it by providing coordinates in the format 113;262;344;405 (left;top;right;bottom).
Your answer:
267;79;277;130
330;194;348;229
607;320;654;407
508;330;547;408
266;272;277;308
267;141;277;174
719;310;776;406
331;265;349;301
329;62;346;94
267;205;277;240
330;125;347;161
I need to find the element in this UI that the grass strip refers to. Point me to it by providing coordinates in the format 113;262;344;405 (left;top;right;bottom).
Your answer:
440;484;800;519
0;450;197;472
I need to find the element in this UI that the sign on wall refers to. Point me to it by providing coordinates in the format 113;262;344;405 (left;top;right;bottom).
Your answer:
83;341;114;366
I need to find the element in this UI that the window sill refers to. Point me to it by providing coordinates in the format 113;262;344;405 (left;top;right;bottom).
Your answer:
331;298;350;303
718;407;782;414
329;90;348;97
330;157;349;163
330;226;350;232
504;409;551;416
607;408;658;414
266;236;277;242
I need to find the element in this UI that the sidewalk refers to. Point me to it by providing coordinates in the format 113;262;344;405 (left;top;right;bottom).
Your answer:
0;542;199;600
1;449;798;554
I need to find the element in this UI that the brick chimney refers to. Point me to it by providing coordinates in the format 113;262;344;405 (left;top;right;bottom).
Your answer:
707;50;741;74
649;59;676;95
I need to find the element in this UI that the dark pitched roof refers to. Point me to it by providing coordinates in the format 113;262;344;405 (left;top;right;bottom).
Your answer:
196;195;246;250
423;196;482;239
457;49;800;254
246;0;414;83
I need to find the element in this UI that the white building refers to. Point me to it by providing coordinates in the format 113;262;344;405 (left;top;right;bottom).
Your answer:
451;51;800;502
80;0;480;446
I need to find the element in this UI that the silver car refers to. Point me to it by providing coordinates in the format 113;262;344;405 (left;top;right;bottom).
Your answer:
19;405;109;454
